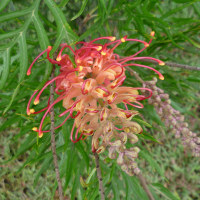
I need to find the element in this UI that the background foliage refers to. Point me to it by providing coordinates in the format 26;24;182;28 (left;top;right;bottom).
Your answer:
0;0;200;199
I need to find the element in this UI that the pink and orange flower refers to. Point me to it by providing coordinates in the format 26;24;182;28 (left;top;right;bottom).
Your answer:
27;31;164;155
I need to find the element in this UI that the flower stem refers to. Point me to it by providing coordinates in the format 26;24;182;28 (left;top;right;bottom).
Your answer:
137;173;155;200
94;152;105;200
50;65;64;200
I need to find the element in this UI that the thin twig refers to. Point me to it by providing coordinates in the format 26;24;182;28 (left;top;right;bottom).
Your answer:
165;61;200;71
126;66;144;83
94;152;105;200
137;173;155;200
139;59;200;71
50;65;64;200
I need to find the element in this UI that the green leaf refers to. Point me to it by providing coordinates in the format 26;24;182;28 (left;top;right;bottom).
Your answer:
139;132;161;144
139;148;164;177
15;133;36;158
32;12;53;89
0;114;21;131
0;8;32;23
133;118;152;128
0;48;10;89
89;187;99;200
112;177;120;199
75;142;90;170
18;32;28;82
64;144;75;190
0;0;11;12
181;34;200;48
124;173;149;200
151;183;180;200
161;2;196;19
0;29;21;40
86;168;96;184
59;0;70;8
71;0;88;21
3;82;23;114
173;0;196;3
34;157;52;185
79;19;102;41
71;160;82;199
44;0;78;47
123;173;132;200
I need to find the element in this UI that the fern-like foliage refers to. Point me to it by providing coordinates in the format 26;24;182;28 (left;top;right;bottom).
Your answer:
0;0;200;199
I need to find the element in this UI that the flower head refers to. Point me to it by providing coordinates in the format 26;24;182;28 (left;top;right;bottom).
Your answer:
27;32;164;175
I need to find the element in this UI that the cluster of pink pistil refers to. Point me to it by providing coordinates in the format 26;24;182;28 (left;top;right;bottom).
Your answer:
27;32;164;155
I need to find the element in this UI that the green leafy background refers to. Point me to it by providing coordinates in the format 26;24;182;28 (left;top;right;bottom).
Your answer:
0;0;199;199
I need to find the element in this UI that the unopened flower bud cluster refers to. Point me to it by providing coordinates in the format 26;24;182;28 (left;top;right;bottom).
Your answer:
96;117;142;175
144;78;200;157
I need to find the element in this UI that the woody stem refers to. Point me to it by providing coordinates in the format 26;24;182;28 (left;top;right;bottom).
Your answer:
50;65;64;200
137;173;155;200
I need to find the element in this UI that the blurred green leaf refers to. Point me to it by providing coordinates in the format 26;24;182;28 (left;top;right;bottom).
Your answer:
133;117;152;128
19;32;28;82
151;183;180;200
0;48;10;89
44;0;78;48
0;0;11;12
3;82;23;114
71;0;88;21
59;0;70;8
139;148;164;177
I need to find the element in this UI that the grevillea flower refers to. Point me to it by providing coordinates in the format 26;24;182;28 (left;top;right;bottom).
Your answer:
27;32;164;175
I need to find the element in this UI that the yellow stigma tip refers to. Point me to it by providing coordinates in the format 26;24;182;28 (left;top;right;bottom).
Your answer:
121;38;126;42
110;37;116;41
101;51;106;56
56;56;62;61
34;100;39;105
145;43;149;47
30;109;35;114
76;59;81;63
159;76;164;80
150;31;155;36
78;66;83;71
159;62;165;66
96;46;102;51
38;132;43;138
32;127;38;131
48;46;52;50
